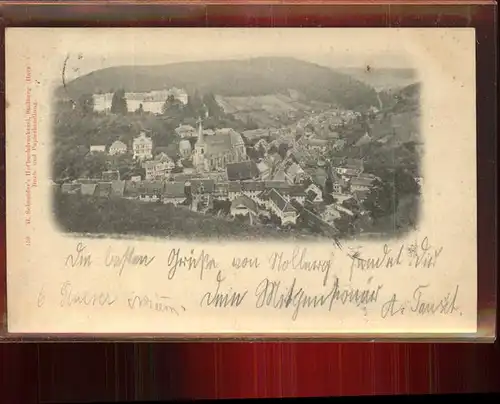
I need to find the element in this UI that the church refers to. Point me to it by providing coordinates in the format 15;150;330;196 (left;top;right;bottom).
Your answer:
192;119;248;172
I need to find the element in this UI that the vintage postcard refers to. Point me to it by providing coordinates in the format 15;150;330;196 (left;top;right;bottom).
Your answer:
5;28;477;335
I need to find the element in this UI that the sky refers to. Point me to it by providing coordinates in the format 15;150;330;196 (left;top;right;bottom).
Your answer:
55;28;416;81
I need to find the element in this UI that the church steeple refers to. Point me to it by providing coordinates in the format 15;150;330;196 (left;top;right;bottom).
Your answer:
194;117;206;172
196;117;205;144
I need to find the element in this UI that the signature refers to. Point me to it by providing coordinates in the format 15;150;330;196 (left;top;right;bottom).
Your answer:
380;284;461;318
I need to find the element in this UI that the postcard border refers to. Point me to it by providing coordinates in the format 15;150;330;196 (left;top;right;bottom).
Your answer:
0;1;496;342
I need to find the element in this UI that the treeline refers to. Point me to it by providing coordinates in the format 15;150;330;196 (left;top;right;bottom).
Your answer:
52;89;255;180
52;192;317;241
59;57;380;110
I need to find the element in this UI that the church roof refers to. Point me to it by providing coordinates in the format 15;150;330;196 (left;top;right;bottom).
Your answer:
204;134;233;155
200;128;245;156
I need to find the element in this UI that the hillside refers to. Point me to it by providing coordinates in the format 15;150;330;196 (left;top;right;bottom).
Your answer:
53;192;323;241
337;67;418;92
332;82;422;176
57;57;380;110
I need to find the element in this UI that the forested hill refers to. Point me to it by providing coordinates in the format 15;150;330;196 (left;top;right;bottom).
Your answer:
380;82;421;113
57;57;380;110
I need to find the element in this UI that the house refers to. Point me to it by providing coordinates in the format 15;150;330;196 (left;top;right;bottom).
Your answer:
332;139;346;151
304;167;328;189
213;182;229;200
102;170;120;181
256;161;270;180
267;189;298;226
303;138;328;152
120;88;187;114
109;140;127;155
75;178;98;184
95;182;112;198
300;205;338;237
331;172;349;194
175;124;196;138
61;183;81;194
264;181;291;194
350;175;376;192
80;183;97;196
353;190;370;203
230;195;258;218
157;153;176;170
272;168;287;182
242;128;270;141
333;158;364;176
305;183;323;203
124;180;141;199
143;158;174;180
226;161;260;181
241;181;266;199
255;188;273;206
203;129;215;136
289;149;308;165
138;181;165;202
332;177;349;194
191;179;215;195
163;182;186;206
130;175;142;182
287;185;307;205
179;139;192;157
322;205;341;224
228;182;242;201
285;163;306;184
90;145;106;153
254;138;269;152
110;180;126;197
132;132;153;160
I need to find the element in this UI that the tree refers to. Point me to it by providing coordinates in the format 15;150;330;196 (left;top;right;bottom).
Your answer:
110;89;128;115
135;103;144;114
268;144;278;155
278;143;289;159
202;93;224;118
244;116;259;130
76;93;94;115
186;91;204;117
109;153;134;179
363;178;397;221
162;94;184;116
80;153;109;178
335;212;361;237
323;178;334;204
394;167;420;196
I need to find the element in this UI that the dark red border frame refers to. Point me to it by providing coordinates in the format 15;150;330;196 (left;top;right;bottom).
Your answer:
0;1;497;342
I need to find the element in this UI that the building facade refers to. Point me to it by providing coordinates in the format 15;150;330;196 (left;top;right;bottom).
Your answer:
133;132;153;160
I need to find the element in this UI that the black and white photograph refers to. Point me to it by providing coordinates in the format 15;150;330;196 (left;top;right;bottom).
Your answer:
6;28;478;334
51;30;422;242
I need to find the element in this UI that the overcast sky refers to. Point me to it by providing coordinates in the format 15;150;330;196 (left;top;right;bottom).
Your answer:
56;28;415;81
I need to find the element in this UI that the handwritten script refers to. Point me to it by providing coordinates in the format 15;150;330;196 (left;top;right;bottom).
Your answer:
38;237;459;325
